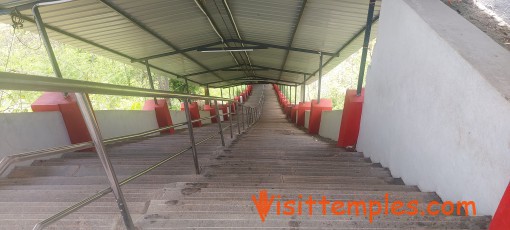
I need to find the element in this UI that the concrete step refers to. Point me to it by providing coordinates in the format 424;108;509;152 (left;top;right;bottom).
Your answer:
0;213;123;230
0;174;401;186
145;199;460;216
158;186;440;203
135;213;490;229
175;182;420;192
0;201;148;214
8;165;199;178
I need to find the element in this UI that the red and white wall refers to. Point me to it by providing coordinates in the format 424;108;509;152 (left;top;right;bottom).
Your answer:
357;0;510;219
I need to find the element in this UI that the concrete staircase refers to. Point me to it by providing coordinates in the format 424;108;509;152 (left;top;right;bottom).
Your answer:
0;85;491;229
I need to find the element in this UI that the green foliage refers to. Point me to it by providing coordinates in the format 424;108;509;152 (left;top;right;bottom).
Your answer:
0;21;374;113
0;24;201;113
305;40;376;110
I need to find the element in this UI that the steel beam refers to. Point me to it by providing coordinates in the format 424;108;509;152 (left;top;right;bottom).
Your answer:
131;38;338;63
318;52;323;103
251;65;312;75
197;46;267;52
225;39;337;56
193;0;251;78
306;15;380;82
278;0;307;80
32;3;64;79
145;60;158;104
183;65;238;77
132;41;224;62
302;74;306;102
223;0;256;77
16;14;204;86
98;0;225;81
357;0;376;96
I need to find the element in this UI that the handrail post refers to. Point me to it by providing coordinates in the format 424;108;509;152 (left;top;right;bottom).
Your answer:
241;104;245;130
214;100;226;146
249;108;253;126
32;4;63;80
74;93;135;230
183;99;200;174
357;0;376;96
228;106;234;138
236;102;241;134
145;60;158;104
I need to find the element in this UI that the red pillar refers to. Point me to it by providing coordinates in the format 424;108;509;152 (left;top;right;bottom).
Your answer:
143;99;175;134
337;89;364;147
296;102;311;127
490;182;510;230
203;104;217;123
291;105;298;123
31;92;91;144
180;102;202;127
308;99;333;134
220;104;229;121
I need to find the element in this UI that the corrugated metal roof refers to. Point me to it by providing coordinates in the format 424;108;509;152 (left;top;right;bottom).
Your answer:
0;0;380;87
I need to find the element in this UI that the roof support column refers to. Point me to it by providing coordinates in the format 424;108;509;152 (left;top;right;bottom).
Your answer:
318;52;323;103
294;84;297;105
145;60;158;104
184;78;190;94
32;4;63;80
357;0;376;96
301;74;306;102
205;85;210;105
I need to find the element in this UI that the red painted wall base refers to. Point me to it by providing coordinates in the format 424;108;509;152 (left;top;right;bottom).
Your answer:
337;89;364;147
220;104;229;121
203;105;217;123
143;99;175;134
490;183;510;230
181;102;202;127
285;105;293;119
308;99;333;134
291;105;298;123
297;102;311;127
31;92;91;144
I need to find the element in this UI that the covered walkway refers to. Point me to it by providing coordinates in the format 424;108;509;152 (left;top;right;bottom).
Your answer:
0;85;491;229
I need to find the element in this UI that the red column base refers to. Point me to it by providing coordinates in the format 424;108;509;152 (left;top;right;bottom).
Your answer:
31;92;91;144
490;183;510;230
308;99;333;134
337;89;364;147
220;104;229;121
143;99;175;134
285;105;293;119
297;102;311;127
181;102;202;127
203;105;217;123
291;105;298;123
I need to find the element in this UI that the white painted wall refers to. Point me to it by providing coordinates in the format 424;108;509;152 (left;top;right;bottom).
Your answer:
218;110;225;122
199;111;212;125
304;111;310;129
318;110;343;141
0;112;71;158
358;0;510;215
95;110;158;139
169;110;187;130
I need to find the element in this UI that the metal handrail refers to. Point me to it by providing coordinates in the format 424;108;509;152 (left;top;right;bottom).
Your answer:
0;70;262;229
32;112;243;229
0;113;238;176
0;72;233;101
33;120;240;229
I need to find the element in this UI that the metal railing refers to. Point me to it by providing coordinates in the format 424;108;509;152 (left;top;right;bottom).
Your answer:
0;72;264;230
